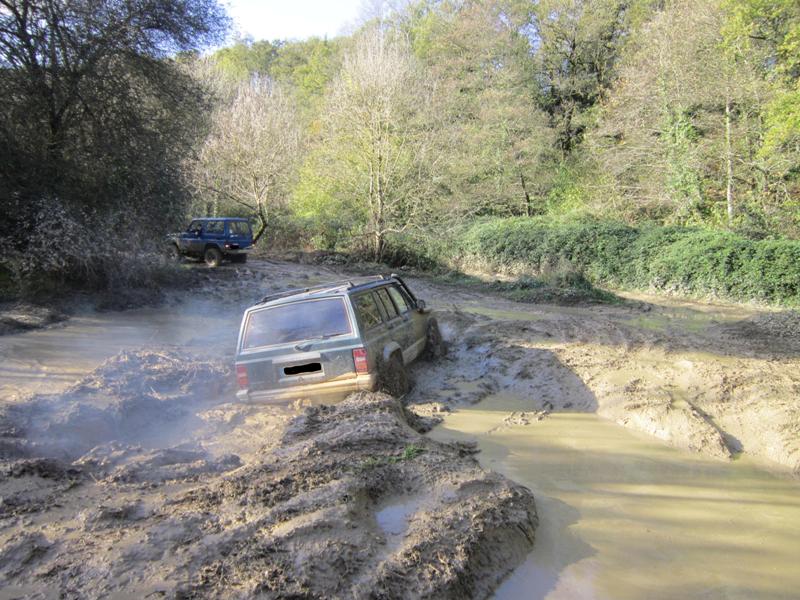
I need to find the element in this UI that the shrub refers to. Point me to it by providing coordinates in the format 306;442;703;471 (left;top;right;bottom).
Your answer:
1;197;181;298
388;216;800;305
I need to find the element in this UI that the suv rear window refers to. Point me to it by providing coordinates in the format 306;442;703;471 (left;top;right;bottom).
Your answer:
243;298;351;349
229;221;251;236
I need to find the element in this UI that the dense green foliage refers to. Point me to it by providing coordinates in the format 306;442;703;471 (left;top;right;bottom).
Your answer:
0;0;227;292
3;0;799;305
198;0;799;251
418;217;800;304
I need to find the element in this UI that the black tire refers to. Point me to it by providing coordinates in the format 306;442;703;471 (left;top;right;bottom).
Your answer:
379;352;409;398
231;254;247;264
424;318;447;359
204;246;223;267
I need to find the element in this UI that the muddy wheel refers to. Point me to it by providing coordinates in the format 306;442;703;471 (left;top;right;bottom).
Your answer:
166;244;182;262
231;254;247;264
204;247;223;267
424;318;447;360
379;352;409;398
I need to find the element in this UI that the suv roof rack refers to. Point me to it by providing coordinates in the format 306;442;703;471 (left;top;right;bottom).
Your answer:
256;274;399;305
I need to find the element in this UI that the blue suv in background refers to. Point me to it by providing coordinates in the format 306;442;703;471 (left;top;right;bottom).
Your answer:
166;218;254;266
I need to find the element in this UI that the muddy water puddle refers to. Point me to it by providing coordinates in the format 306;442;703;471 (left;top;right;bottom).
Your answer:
375;494;427;554
0;301;240;399
430;394;800;600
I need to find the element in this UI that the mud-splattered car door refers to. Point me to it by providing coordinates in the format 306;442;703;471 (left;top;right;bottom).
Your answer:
386;285;426;362
352;292;394;370
375;287;414;361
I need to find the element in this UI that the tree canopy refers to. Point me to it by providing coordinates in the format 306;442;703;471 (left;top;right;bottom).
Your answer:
3;0;800;285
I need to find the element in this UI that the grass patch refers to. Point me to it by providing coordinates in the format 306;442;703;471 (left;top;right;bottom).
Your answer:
359;444;427;470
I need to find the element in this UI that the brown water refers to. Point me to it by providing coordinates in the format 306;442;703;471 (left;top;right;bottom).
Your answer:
0;301;240;400
430;394;800;600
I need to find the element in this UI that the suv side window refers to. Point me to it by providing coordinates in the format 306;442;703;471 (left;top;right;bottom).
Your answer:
353;293;383;331
188;221;203;234
205;220;224;234
387;286;410;314
376;288;399;320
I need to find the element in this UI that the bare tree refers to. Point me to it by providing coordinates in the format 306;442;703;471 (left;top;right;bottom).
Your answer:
193;75;301;243
420;1;555;218
590;0;760;224
320;27;437;258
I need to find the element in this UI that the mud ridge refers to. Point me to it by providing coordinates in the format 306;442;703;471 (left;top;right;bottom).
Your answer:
170;392;537;599
406;300;800;473
0;384;537;598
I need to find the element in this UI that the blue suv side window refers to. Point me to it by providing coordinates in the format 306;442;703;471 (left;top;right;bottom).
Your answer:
205;220;224;234
188;221;202;234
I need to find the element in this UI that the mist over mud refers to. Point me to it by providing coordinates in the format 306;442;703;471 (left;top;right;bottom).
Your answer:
0;359;536;598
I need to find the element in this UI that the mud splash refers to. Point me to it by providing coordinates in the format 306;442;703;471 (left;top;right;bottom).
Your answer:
430;393;800;600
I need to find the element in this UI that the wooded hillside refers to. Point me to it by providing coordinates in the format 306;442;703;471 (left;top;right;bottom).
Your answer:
2;0;799;299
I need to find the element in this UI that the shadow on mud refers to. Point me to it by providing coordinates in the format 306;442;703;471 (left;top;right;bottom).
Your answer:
494;498;594;599
416;276;800;360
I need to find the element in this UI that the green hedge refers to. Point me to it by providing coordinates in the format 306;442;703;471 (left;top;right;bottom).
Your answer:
389;217;800;305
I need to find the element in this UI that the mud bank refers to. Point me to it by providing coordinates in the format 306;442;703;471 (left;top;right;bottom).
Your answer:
0;352;536;599
405;281;800;474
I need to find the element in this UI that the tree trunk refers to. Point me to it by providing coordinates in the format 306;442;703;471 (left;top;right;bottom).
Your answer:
375;142;385;260
725;97;734;225
520;172;532;217
253;203;268;244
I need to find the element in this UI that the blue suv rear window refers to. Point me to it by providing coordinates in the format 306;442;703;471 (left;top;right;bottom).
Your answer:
243;298;351;349
229;221;251;236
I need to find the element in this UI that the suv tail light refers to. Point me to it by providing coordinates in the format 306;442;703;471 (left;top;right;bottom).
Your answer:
352;348;369;374
235;364;249;389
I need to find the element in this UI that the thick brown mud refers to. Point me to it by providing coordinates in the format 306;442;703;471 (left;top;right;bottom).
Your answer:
2;257;800;598
0;369;536;598
405;278;800;474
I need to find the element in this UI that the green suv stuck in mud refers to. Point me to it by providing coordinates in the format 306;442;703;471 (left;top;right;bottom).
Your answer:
234;274;445;403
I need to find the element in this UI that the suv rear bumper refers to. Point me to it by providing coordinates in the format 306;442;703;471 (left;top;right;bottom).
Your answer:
237;372;377;404
224;246;252;255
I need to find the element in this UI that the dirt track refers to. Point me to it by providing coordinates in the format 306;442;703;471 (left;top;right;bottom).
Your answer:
1;257;799;598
